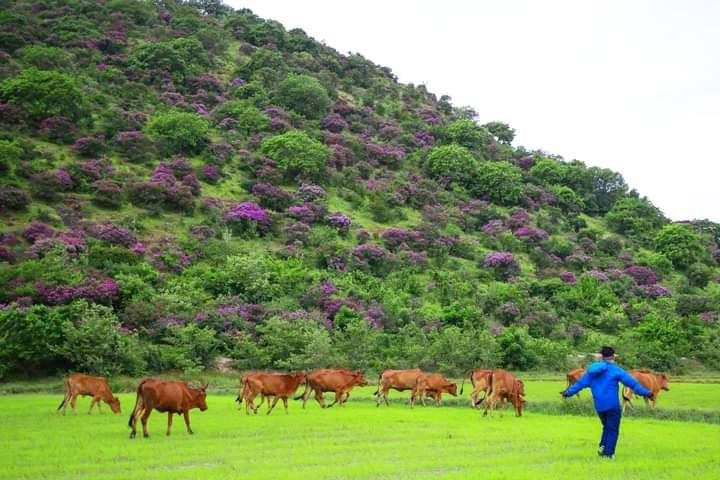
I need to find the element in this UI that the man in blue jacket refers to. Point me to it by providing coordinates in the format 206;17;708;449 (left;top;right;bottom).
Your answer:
561;346;653;458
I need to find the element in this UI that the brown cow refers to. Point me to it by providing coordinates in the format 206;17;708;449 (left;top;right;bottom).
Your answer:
482;369;525;417
460;369;492;408
241;371;305;415
58;374;121;415
622;369;669;413
128;379;208;438
563;368;586;398
411;373;457;408
295;369;368;408
374;368;423;407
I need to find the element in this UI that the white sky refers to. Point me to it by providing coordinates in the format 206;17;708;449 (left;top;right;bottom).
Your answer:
228;0;720;222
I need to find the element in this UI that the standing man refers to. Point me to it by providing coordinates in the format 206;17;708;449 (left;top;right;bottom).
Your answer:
561;346;653;458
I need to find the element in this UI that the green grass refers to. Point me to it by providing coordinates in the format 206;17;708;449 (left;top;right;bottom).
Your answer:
1;393;718;479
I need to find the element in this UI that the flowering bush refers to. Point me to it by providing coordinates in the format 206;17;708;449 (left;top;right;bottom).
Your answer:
283;222;310;244
321;113;348;133
560;271;577;285
71;135;106;157
513;226;549;242
91;223;137;247
287;203;326;224
252;183;293;211
565;252;592;270
297;183;326;202
225;202;272;235
639;284;672;299
326;213;351;234
39;115;76;143
0;187;30;211
624;265;657;286
36;277;120;306
482;252;520;279
201;164;221;183
115;131;154;162
22;222;55;243
352;243;388;272
381;228;409;251
585;270;609;282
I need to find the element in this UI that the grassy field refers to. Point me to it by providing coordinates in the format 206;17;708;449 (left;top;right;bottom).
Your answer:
1;393;719;479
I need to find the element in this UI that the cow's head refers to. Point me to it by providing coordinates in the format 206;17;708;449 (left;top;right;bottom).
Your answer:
446;383;458;396
352;371;369;387
659;374;670;391
294;371;306;385
193;384;209;411
109;396;121;414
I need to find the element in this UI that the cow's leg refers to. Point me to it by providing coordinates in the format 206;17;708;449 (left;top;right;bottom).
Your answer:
282;396;289;414
436;393;442;407
97;399;103;414
167;412;173;436
315;390;327;409
130;405;142;439
70;393;79;415
267;396;280;415
302;387;312;409
410;388;416;409
141;409;151;438
183;410;193;434
60;388;72;416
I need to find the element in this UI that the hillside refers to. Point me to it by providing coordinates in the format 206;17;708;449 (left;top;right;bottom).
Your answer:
0;0;719;379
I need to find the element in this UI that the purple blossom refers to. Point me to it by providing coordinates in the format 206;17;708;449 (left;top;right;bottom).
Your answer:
92;223;137;247
0;187;31;211
618;251;634;262
321;113;348;133
297;183;327;202
71;134;106;157
585;270;609;282
560;271;577;285
287;203;326;224
566;252;593;269
283;222;310;243
506;209;530;230
39;115;76;143
481;219;506;235
381;228;409;251
513;226;549;242
412;131;435;147
201;164;221;183
225;202;272;232
57;229;86;255
515;155;534;170
0;247;16;263
483;252;520;279
625;265;658;286
22;222;55;243
399;250;428;268
252;183;293;211
640;284;672;299
326;213;351;233
352;243;388;270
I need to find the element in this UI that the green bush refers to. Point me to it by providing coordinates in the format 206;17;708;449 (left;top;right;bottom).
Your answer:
654;224;704;270
441;120;491;151
687;262;713;288
482;121;515;144
18;45;71;70
425;144;478;186
0;69;90;123
214;100;268;135
275;74;330;119
605;196;666;240
129;37;210;82
259;130;331;180
55;300;146;376
158;324;220;374
471;161;524;205
0;305;65;378
146;111;209;154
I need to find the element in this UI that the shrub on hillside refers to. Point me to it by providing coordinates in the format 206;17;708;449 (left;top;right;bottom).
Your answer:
259;130;331;181
213;99;268;135
0;69;90;123
115;131;154;162
0;186;31;211
472;161;524;205
275;74;330;119
654;224;704;270
425;144;478;186
146;111;209;154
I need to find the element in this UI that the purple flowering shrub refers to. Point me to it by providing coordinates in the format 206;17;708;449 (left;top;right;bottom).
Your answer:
225;202;272;235
91;223;137;247
322;113;348;133
513;226;549;243
283;222;311;244
483;252;520;280
71;135;106;157
297;183;327;202
381;228;409;252
325;213;351;234
36;277;120;306
114;131;154;163
252;183;294;211
0;187;31;210
39;115;76;143
22;222;55;243
30;169;73;201
560;271;577;285
287;203;326;224
129;163;196;211
625;265;657;285
201;164;221;183
639;284;672;299
352;243;388;273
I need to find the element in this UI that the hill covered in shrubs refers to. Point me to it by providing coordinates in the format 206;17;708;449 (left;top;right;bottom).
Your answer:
1;0;719;379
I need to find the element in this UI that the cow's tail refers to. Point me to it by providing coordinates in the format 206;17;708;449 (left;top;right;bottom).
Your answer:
57;377;71;411
373;371;384;396
128;380;146;428
293;377;309;401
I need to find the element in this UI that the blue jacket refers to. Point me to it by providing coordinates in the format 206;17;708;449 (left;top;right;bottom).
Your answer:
565;361;652;412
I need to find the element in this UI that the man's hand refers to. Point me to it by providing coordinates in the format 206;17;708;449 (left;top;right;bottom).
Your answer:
643;391;655;400
560;390;570;398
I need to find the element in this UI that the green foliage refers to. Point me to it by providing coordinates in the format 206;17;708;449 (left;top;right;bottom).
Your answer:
425;144;478;185
482;121;515;144
471;161;524;205
441;120;491;151
0;68;90;123
259;130;331;180
129;37;210;82
146;110;209;154
606;196;667;239
202;252;278;302
214;100;268;135
0;305;65;378
687;263;713;288
0;139;22;174
655;224;704;270
155;324;220;374
18;45;71;70
54;300;146;376
274;74;330;119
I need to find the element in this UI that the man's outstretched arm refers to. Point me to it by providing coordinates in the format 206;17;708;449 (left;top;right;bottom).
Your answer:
618;370;652;397
563;372;591;397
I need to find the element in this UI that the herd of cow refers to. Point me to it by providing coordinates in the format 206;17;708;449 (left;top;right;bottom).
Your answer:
56;366;670;439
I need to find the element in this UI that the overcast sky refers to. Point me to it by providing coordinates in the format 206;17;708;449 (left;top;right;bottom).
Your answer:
229;1;719;222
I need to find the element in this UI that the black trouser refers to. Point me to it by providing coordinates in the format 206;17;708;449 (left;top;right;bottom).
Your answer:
597;407;622;456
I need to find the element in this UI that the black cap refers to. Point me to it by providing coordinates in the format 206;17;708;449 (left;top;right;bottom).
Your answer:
601;346;615;358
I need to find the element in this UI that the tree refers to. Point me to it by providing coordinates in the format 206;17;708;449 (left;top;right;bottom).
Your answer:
482;121;515;144
0;69;90;123
425;144;478;186
146;111;209;154
275;74;330;119
655;224;704;270
530;158;565;185
472;161;524;205
441;120;491;151
605;196;667;239
259;130;331;180
129;37;209;82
